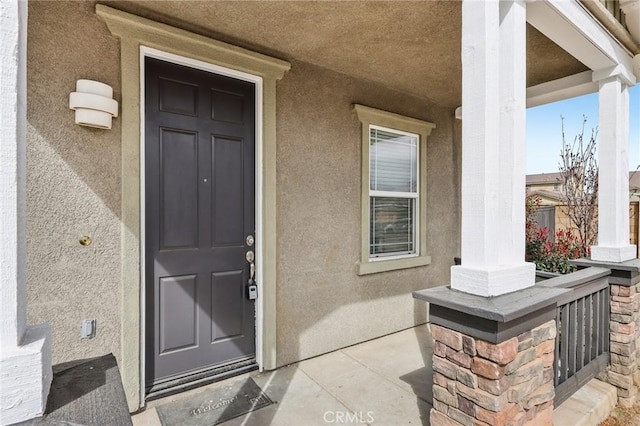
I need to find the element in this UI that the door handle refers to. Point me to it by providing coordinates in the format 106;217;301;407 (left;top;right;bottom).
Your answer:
246;250;255;284
246;250;257;300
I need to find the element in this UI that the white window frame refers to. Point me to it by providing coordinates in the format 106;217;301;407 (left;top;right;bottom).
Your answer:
354;104;435;275
369;125;420;260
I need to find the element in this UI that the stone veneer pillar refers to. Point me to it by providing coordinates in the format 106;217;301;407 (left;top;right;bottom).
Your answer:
414;281;571;426
572;258;640;408
572;258;640;407
430;321;556;426
608;282;640;407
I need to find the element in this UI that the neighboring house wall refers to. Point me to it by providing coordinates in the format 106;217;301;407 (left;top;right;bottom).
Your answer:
25;1;459;368
528;183;561;192
630;202;639;250
552;205;575;235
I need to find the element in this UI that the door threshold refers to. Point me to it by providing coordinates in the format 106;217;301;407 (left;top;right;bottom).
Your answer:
145;358;258;402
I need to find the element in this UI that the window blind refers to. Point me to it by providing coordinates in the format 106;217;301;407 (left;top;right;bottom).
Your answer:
369;128;417;193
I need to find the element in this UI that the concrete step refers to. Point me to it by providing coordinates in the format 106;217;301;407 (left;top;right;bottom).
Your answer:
553;378;617;426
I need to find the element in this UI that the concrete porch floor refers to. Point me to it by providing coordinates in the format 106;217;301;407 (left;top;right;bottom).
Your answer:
132;325;433;426
131;324;616;426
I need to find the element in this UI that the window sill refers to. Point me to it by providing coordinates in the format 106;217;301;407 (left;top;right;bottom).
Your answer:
357;255;431;275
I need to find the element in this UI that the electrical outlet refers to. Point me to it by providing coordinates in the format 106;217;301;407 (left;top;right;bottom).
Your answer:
81;319;96;339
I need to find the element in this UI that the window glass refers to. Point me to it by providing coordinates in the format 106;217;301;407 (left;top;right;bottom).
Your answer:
370;197;415;256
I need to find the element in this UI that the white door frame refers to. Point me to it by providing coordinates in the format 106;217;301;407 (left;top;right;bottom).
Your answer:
139;46;265;400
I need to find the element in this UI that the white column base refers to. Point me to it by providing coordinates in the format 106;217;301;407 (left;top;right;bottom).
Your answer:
0;324;52;425
590;245;637;263
451;262;536;297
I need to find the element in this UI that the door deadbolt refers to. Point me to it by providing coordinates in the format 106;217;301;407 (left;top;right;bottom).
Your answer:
246;234;254;247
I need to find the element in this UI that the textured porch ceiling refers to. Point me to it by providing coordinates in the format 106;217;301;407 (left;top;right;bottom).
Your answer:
104;1;589;107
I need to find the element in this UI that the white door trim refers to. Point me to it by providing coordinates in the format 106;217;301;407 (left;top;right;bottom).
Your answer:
139;46;265;401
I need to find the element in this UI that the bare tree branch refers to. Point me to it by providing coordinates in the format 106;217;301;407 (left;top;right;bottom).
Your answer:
557;116;598;256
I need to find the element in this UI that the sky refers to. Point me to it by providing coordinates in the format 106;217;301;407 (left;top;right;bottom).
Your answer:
526;84;640;174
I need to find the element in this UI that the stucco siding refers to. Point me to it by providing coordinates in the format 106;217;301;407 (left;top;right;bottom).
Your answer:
275;60;459;366
24;1;460;373
26;1;122;364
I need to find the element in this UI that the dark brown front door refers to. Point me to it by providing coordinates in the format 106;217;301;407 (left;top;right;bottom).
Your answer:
145;57;256;389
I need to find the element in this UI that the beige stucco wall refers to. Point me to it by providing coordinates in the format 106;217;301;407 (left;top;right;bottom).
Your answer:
25;1;459;372
26;1;122;364
275;60;459;366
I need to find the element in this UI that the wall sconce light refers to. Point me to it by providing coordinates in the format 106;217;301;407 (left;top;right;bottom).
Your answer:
69;80;118;129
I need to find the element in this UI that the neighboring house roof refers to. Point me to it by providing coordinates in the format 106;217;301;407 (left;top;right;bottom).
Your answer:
528;189;564;205
527;171;640;188
526;172;562;186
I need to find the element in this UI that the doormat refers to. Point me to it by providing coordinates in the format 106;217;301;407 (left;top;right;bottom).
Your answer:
156;378;273;426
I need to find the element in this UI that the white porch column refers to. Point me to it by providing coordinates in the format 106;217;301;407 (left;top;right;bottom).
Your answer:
590;68;637;262
451;0;535;297
0;1;52;424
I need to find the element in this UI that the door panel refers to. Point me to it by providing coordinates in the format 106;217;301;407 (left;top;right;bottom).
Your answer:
159;78;198;116
211;89;244;123
158;275;198;354
160;129;199;249
211;270;245;342
212;136;245;246
145;57;256;387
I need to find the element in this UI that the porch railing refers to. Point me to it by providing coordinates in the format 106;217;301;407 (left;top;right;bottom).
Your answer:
538;268;610;406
